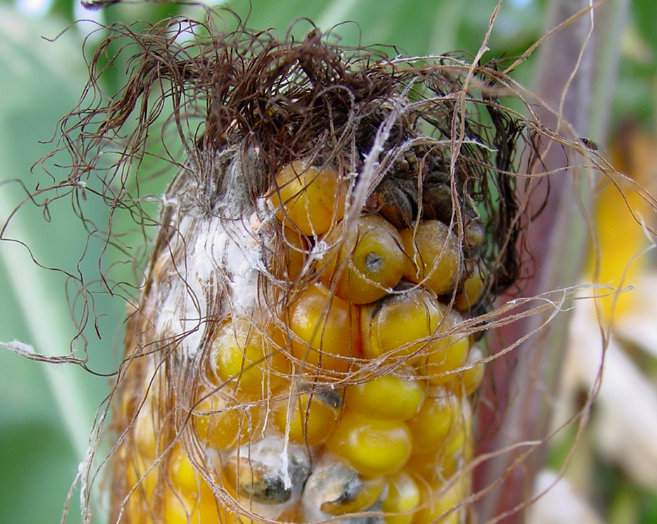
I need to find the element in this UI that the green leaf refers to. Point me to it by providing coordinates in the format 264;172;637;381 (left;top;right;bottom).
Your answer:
0;8;120;523
632;0;657;57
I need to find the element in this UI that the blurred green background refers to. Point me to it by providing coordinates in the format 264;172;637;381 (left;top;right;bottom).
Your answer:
0;0;656;523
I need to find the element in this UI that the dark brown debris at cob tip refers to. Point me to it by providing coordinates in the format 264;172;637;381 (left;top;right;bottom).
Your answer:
56;9;536;319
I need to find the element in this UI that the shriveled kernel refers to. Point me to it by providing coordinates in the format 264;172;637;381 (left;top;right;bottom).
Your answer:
192;391;263;451
327;412;412;477
321;476;385;515
302;460;385;521
287;283;359;372
319;215;406;304
400;220;462;295
382;471;421;524
211;318;290;397
272;390;340;446
224;437;311;505
270;160;347;236
344;370;425;421
464;219;485;251
361;288;446;361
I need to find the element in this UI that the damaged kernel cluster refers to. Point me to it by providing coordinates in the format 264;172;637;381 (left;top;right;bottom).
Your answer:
121;157;486;524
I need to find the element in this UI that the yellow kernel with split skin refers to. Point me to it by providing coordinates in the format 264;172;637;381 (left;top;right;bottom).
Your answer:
273;390;340;446
382;471;421;524
211;318;290;398
319;215;407;304
345;371;425;421
361;288;447;361
270;160;347;236
327;412;412;477
401;220;461;295
287;283;360;372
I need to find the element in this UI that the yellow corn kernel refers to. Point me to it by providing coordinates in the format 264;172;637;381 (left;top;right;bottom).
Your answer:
327;412;412;477
126;496;155;524
163;482;221;524
319;215;407;304
211;318;290;397
443;346;485;396
344;370;425;421
133;404;158;460
455;267;486;312
270;160;347;236
407;392;458;456
286;283;359;372
440;402;473;479
413;477;468;524
382;471;421;524
126;455;158;499
273;226;309;281
361;288;446;361
400;220;461;295
422;309;469;384
272;390;340;446
168;446;204;496
192;390;263;451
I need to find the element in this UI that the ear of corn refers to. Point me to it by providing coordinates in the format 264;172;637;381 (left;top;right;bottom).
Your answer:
99;22;532;522
112;156;485;524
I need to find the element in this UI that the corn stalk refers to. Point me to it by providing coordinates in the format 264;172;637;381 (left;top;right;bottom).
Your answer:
474;0;628;522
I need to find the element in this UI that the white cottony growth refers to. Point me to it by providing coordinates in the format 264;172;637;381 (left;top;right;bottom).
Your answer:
154;206;264;358
310;239;329;261
0;340;37;356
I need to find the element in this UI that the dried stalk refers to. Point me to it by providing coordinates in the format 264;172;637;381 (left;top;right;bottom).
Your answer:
475;0;628;522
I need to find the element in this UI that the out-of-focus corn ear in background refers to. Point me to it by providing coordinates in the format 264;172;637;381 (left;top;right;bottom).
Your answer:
546;123;657;524
0;0;656;523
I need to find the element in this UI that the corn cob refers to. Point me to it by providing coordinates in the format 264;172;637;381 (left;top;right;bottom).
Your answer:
112;158;484;523
105;27;523;524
